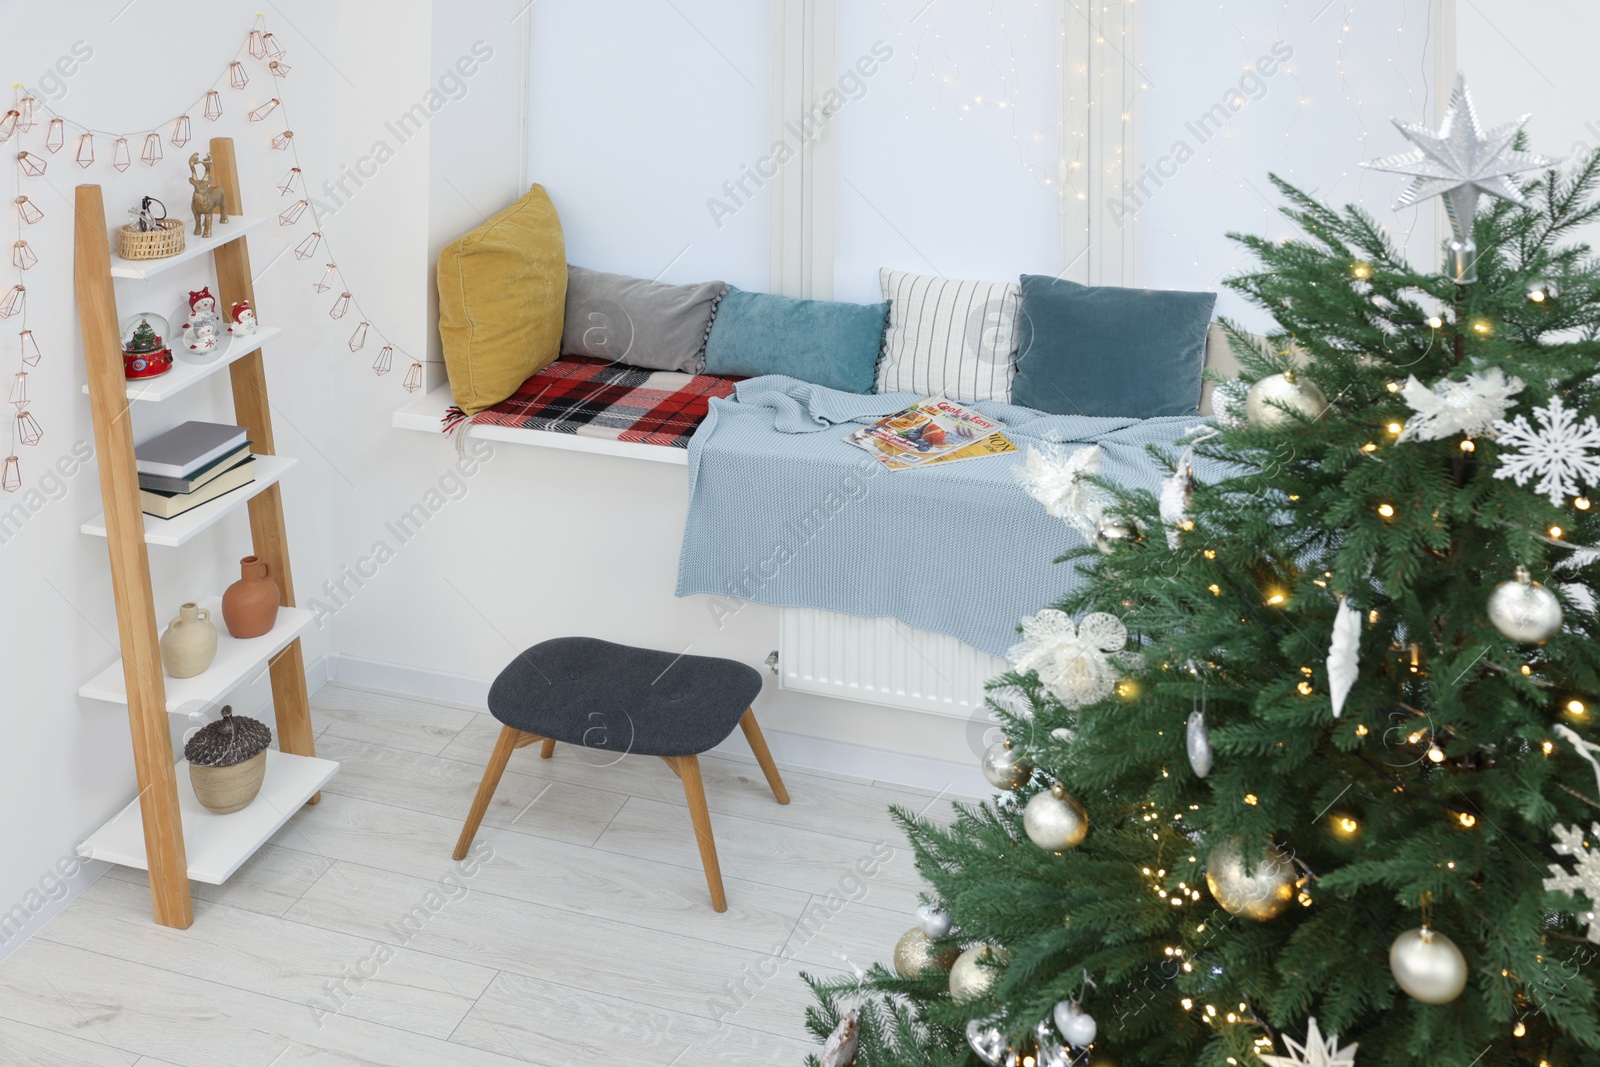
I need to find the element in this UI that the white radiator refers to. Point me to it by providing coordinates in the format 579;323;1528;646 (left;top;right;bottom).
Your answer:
777;607;1009;718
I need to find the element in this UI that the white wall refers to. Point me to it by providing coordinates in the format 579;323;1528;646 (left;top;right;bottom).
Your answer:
0;0;343;944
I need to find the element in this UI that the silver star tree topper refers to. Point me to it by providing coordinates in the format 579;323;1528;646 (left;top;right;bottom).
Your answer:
1363;74;1560;281
1258;1017;1359;1067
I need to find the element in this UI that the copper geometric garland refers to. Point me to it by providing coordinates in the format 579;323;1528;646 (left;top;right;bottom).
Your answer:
14;409;40;446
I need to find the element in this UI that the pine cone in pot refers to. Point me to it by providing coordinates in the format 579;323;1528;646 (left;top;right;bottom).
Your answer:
186;706;272;814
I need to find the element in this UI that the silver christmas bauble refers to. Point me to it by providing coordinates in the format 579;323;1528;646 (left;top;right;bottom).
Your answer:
1023;783;1088;851
1487;566;1563;643
1052;1000;1097;1048
892;927;958;978
965;1019;1007;1066
916;903;952;939
949;943;1008;1002
1246;370;1329;429
1206;838;1296;921
982;741;1033;790
1186;709;1213;778
1389;926;1468;1004
1094;515;1139;554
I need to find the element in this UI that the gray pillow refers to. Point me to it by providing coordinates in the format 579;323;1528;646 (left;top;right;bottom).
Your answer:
561;265;726;373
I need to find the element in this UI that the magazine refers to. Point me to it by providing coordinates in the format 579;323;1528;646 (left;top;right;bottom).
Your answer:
848;396;1017;471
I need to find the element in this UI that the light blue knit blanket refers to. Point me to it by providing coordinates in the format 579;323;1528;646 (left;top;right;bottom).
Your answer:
675;376;1207;657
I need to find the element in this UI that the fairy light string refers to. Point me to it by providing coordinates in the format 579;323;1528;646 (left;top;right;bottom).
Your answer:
0;20;422;493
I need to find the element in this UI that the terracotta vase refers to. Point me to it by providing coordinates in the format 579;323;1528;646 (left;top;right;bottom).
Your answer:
221;555;280;638
159;602;217;678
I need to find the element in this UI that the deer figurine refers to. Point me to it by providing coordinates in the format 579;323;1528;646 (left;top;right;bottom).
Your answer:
188;152;228;238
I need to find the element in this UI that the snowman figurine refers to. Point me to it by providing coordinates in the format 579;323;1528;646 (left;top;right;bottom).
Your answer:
228;300;257;336
185;318;218;354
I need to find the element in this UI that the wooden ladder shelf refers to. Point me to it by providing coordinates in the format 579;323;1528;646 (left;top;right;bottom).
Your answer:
73;137;336;929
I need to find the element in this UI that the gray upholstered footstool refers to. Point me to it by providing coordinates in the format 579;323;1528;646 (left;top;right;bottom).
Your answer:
452;637;789;912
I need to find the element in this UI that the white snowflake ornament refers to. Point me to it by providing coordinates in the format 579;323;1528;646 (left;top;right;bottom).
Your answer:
1492;396;1600;506
1257;1017;1358;1067
1544;822;1600;944
1015;443;1108;536
1396;367;1523;442
1008;609;1135;709
1326;597;1362;719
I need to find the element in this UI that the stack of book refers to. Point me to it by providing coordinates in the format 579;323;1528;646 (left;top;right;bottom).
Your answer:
136;421;255;519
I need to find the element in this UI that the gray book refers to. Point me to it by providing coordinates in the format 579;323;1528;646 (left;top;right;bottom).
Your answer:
134;421;249;479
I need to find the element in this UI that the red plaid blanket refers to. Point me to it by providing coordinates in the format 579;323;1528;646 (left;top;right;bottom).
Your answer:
444;356;740;448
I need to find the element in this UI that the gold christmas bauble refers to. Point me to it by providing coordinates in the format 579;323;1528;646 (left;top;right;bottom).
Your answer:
1205;838;1296;921
1023;783;1088;851
949;943;1008;1002
981;741;1033;791
892;927;958;978
1487;566;1563;643
1245;370;1328;429
1389;926;1468;1004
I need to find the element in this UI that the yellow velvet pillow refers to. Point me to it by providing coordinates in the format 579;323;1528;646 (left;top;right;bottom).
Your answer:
437;184;566;415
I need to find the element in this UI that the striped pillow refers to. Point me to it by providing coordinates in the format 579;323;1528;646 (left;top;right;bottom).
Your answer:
874;270;1021;403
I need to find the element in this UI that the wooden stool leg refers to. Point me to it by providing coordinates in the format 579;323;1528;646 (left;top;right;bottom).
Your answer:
739;709;789;805
453;724;523;861
677;755;727;912
540;738;556;759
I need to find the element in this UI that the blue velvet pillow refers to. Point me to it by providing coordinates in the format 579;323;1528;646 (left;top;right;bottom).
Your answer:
704;288;889;394
1011;275;1216;417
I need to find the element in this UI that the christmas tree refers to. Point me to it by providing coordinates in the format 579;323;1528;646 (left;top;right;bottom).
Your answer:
805;83;1600;1067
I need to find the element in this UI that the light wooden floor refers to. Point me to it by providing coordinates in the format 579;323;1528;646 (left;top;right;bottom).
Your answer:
0;684;971;1066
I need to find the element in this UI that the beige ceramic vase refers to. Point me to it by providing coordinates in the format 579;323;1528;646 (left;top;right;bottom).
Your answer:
221;555;280;639
159;602;218;679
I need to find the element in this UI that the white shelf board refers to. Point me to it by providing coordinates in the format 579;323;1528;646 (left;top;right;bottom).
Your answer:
81;326;283;403
77;750;339;885
79;596;313;716
108;216;269;280
80;454;296;548
392;387;689;467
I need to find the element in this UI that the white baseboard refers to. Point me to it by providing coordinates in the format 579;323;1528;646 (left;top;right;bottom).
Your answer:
325;652;989;796
0;856;111;965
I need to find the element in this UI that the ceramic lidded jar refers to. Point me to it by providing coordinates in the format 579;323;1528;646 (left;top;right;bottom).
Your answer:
221;555;280;638
159;602;218;678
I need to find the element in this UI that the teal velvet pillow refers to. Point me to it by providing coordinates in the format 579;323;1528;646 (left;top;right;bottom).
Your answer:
704;288;889;394
1011;275;1216;417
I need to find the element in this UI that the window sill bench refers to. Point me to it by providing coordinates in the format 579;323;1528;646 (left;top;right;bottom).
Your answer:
391;388;690;466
